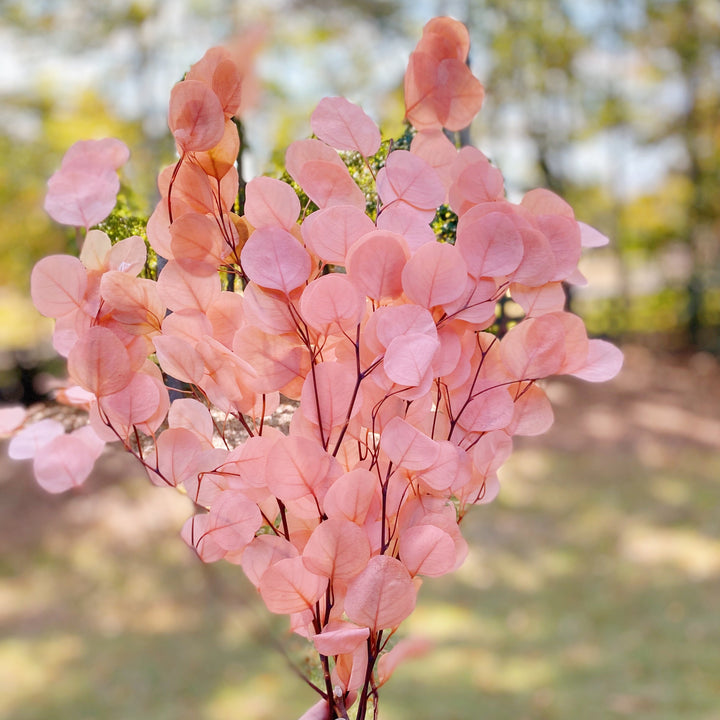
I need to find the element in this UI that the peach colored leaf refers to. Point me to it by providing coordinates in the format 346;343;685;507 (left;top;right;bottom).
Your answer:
62;138;130;170
206;492;263;552
578;221;609;247
472;430;513;477
377;150;444;211
374;304;436;348
161;308;213;342
233;326;305;393
67;326;133;396
154;427;206;488
168;79;225;152
570;339;623;383
108;235;147;274
266;434;335;503
418;441;464;492
169;212;226;274
241;534;299;587
186;47;242;115
300;204;375;265
509;282;566;317
536;214;582;281
300;274;365;334
32;432;100;493
297;701;330;720
285;137;344;178
506;383;554;436
259;556;329;615
153;335;204;385
455;385;515;434
241;226;312;294
418;17;471;62
511;227;556;287
449;155;505;215
100;271;166;334
100;372;161;428
312;621;370;657
244;176;301;231
31;255;88;318
401;241;467;308
167;398;214;445
242;283;297;334
181;514;226;562
300;361;363;438
376;203;435;251
345;230;409;301
456;210;524;278
345;555;417;631
44;165;120;228
302;517;371;581
500;315;567;380
384;333;439;387
520;187;574;218
296;159;366;210
410;129;457;192
194;117;240;180
310;96;381;157
399;524;457;577
157;260;221;312
0;405;26;436
206;291;245;348
8;418;65;460
322;468;379;524
80;229;112;271
381;416;439;472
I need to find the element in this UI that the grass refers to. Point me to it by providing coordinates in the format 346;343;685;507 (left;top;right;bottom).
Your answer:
2;357;720;719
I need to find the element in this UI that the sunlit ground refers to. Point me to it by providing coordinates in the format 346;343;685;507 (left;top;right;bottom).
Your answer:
1;346;719;720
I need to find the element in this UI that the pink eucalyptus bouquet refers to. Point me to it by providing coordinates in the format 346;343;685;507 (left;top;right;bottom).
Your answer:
3;17;622;720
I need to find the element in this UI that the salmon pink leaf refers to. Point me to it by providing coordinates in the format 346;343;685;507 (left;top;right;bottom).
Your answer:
168;79;225;152
241;226;312;294
31;255;88;318
259;556;328;615
244;176;301;231
345;555;417;631
300;204;375;265
310;96;381;157
67;326;133;397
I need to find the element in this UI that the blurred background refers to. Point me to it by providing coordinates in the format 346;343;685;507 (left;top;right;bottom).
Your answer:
1;1;719;718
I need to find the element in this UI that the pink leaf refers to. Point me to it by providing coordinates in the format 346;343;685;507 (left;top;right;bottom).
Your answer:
377;636;432;687
62;138;130;170
345;555;417;631
241;226;312;294
168;79;226;152
296;160;366;210
312;621;370;657
259;556;328;615
153;335;204;385
300;361;363;438
8;418;65;460
506;383;554;436
67;326;133;397
302;518;371;581
401;241;467;307
32;429;104;493
0;405;26;436
168;398;214;445
345;230;409;301
301;204;375;265
384;333;439;387
378;150;444;211
456;210;524;278
311;96;381;157
381;416;439;471
101;271;166;334
399;524;457;577
571;339;624;382
31;255;88;318
157;260;221;312
108;235;147;275
206;492;263;552
100;371;162;428
322;468;379;524
169;212;227;274
578;221;610;247
244;176;301;231
265;435;335;503
300;274;365;334
376;203;435;251
241;534;299;587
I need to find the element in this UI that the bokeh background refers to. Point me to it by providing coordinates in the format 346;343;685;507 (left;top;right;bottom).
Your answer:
1;1;719;718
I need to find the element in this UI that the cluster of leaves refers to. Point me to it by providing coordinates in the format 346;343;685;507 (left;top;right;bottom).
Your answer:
1;17;622;720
